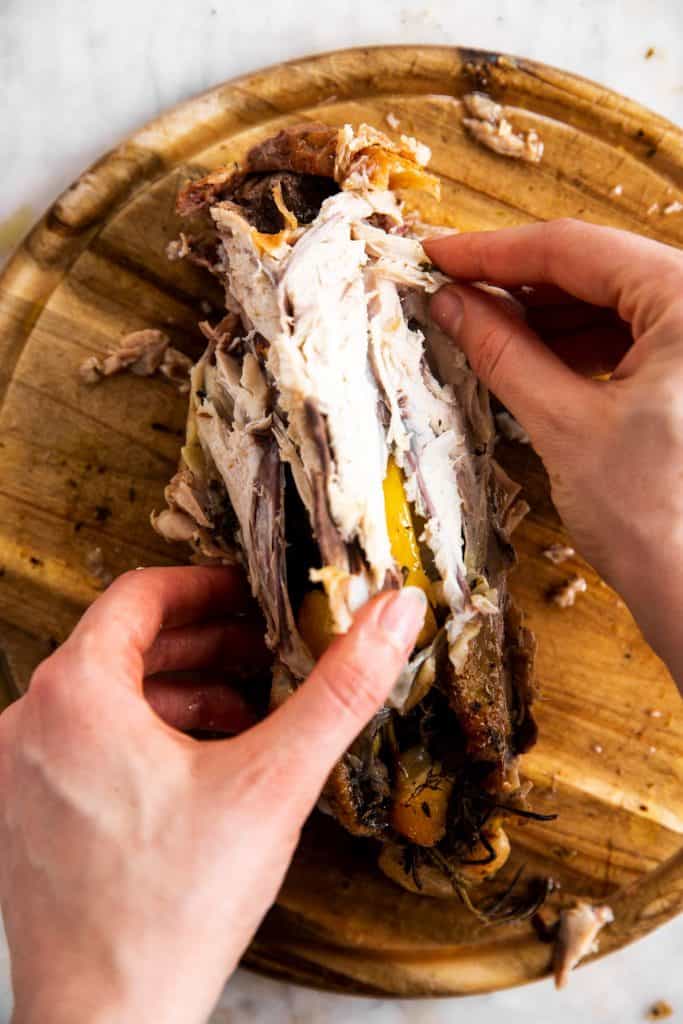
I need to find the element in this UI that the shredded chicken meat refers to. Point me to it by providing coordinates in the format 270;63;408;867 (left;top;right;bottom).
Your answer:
80;329;192;393
552;575;587;608
544;544;576;565
463;92;544;164
153;122;544;908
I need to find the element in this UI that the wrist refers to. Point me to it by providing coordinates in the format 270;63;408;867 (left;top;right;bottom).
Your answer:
12;963;218;1024
13;979;131;1024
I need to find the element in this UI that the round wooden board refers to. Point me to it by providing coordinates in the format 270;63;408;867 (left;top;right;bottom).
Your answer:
1;46;682;997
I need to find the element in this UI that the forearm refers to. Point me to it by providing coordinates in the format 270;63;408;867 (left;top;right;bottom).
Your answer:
9;939;221;1024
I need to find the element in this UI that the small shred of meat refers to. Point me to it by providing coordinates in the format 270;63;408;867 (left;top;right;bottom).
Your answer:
352;220;449;291
101;329;168;376
496;411;530;444
465;118;544;163
79;356;104;385
552;575;587;608
159;347;193;394
151;507;197;543
79;329;191;393
166;233;191;260
463;91;544;164
553;902;614;989
543;544;575;565
164;467;211;528
85;547;113;588
463;91;504;123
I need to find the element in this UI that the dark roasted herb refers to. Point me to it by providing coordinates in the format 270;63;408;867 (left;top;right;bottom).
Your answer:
488;802;558;822
422;848;551;924
400;844;424;891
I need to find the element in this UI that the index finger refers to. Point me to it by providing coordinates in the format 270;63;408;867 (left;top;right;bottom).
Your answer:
55;567;252;690
424;219;683;326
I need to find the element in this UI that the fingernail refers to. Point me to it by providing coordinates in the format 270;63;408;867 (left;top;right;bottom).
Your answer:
430;286;464;335
379;587;428;649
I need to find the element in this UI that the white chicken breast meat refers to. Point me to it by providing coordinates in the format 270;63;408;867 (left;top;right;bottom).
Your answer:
155;123;551;915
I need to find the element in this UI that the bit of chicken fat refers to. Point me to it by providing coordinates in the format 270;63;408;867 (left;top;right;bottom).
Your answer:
553;902;614;989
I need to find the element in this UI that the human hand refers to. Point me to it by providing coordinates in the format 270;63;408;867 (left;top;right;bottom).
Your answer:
425;220;683;689
0;567;425;1024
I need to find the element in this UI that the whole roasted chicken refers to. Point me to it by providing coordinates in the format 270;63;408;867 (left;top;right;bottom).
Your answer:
154;122;545;915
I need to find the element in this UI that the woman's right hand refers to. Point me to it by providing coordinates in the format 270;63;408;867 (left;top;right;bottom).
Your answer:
425;219;683;691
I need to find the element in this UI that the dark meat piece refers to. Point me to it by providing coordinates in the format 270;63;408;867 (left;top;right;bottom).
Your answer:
226;172;338;233
167;229;223;273
247;122;339;178
176;167;239;217
198;313;240;349
251;441;294;660
448;594;536;787
449;613;511;791
303;399;351;572
177;123;340;221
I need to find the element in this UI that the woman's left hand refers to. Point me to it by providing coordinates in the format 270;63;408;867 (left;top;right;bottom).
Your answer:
0;567;425;1024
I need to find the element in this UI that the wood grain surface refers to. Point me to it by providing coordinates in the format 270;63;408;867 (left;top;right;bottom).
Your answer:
1;46;682;996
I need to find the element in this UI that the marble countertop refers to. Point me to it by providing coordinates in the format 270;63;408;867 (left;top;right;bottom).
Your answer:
2;0;682;1021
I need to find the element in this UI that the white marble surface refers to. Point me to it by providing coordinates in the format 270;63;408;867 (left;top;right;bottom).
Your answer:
2;0;683;1021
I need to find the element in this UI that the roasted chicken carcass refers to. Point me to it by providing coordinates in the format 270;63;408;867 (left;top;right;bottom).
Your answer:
154;122;547;913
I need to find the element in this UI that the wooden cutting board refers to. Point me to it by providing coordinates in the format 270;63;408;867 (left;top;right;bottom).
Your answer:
1;46;682;996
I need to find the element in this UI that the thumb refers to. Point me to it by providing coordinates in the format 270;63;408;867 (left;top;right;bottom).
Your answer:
430;283;585;438
241;588;426;810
